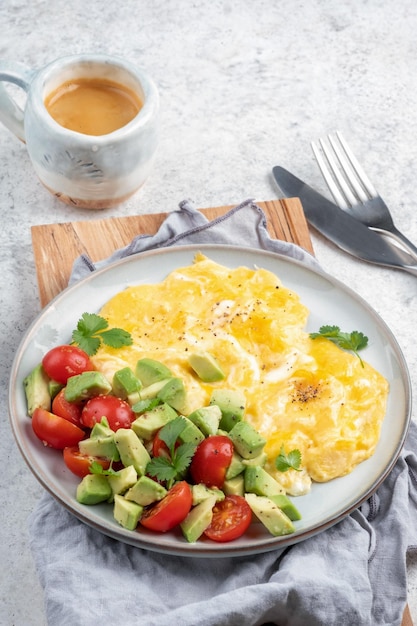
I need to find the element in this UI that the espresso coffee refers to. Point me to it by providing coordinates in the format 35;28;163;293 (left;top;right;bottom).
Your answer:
44;77;143;136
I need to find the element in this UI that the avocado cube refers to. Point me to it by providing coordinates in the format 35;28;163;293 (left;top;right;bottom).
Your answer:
107;465;138;500
112;367;142;399
90;417;113;439
131;403;177;440
225;451;245;480
76;474;112;505
135;358;172;387
114;428;151;476
23;363;51;416
209;389;246;431
48;379;64;401
228;421;266;460
223;474;245;497
128;379;171;406
180;494;217;543
188;351;225;382
79;435;120;461
125;475;167;506
242;451;268;467
270;494;302;521
245;493;295;536
244;465;285;497
157;378;189;414
187;405;221;436
113;495;143;531
191;484;225;506
64;371;112;403
177;416;205;445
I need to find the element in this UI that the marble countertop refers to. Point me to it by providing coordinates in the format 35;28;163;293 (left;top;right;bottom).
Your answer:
1;1;416;624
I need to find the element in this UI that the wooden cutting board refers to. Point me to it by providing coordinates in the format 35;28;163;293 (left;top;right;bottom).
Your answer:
29;196;413;626
31;198;314;307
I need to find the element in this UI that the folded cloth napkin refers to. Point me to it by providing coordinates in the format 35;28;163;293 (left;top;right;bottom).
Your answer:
29;199;417;626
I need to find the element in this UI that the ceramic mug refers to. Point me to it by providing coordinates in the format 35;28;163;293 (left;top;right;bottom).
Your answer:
0;54;159;209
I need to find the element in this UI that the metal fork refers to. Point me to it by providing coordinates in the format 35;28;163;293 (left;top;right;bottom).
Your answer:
311;131;417;262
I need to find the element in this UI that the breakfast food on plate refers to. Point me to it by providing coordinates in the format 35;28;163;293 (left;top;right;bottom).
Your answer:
91;253;389;495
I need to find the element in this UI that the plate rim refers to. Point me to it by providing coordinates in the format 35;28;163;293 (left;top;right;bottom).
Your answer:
8;243;412;557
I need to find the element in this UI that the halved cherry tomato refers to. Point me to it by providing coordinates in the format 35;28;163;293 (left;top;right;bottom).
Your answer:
32;408;85;449
63;446;111;477
81;395;135;431
52;388;83;427
42;345;95;384
204;495;252;542
140;481;192;532
190;435;233;488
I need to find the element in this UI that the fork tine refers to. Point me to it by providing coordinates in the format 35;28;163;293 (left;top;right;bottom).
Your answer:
311;140;350;210
327;134;369;204
335;131;378;198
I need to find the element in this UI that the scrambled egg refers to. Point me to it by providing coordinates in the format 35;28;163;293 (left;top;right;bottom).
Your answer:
92;254;389;495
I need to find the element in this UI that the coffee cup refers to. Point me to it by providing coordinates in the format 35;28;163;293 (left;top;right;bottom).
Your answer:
0;54;159;209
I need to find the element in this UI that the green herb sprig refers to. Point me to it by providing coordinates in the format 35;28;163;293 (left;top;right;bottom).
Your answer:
145;416;197;489
275;445;302;473
72;312;133;356
309;325;368;367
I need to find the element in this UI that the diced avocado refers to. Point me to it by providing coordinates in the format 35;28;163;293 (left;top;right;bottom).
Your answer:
131;403;177;440
228;421;266;460
90;417;113;438
191;483;225;506
245;493;295;536
23;363;51;416
135;358;172;387
64;371;112;403
79;435;120;461
244;465;285;497
157;377;189;413
112;367;142;399
125;475;168;506
113;494;143;530
225;451;245;480
209;389;246;431
48;379;63;400
114;428;151;476
187;405;221;436
128;379;171;407
223;474;245;497
269;494;302;521
107;465;138;499
76;473;112;505
242;451;268;467
180;494;217;543
177;416;205;445
188;351;225;382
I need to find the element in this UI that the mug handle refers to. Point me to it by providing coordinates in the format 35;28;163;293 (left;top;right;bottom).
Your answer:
0;61;36;142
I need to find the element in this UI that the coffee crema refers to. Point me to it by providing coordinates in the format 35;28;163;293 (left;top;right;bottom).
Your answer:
44;77;143;136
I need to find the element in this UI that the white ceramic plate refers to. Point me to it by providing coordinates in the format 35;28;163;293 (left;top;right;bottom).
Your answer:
8;245;411;557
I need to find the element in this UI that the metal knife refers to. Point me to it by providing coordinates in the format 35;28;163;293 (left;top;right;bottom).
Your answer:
272;166;417;276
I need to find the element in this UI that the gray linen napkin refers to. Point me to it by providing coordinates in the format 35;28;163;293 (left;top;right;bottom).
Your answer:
29;200;417;626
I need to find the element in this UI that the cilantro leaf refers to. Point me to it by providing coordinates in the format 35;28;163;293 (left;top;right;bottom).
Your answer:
145;417;197;488
71;312;133;356
131;397;162;414
275;445;302;472
309;325;368;366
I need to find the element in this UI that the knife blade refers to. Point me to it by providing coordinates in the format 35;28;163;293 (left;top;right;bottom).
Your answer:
272;166;417;274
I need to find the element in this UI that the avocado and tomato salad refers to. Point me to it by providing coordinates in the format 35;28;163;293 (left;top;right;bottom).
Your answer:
23;342;301;544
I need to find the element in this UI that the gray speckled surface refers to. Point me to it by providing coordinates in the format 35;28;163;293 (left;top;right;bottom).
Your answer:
1;1;417;624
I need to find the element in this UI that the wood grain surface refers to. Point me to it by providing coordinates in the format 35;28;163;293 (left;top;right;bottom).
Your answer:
31;198;314;307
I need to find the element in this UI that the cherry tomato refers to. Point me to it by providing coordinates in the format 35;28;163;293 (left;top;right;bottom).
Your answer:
190;435;234;488
63;446;111;477
204;495;252;542
42;345;95;385
52;388;83;427
81;395;135;431
140;481;192;532
32;408;85;449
